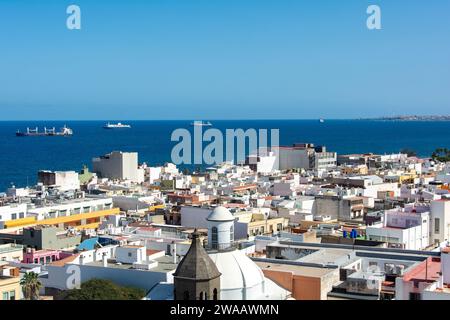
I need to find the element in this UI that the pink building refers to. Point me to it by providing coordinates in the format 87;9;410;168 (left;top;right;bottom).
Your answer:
22;248;73;265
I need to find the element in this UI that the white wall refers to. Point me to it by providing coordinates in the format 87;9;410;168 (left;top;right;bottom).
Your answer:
43;263;172;291
180;207;212;228
27;198;113;220
116;246;146;264
0;203;28;224
431;200;450;244
93;152;142;183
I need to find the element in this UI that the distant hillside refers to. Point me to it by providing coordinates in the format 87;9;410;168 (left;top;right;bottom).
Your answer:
363;115;450;121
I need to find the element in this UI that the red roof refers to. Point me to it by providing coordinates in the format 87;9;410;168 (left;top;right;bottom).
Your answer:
403;257;441;283
146;249;163;256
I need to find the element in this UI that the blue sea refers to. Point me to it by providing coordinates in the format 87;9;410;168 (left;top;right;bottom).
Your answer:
1;120;450;192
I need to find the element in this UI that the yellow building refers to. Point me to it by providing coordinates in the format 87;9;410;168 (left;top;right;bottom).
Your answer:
236;212;288;237
2;208;120;230
0;263;21;300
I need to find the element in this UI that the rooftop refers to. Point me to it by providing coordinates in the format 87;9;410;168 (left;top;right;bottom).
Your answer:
255;261;335;278
86;255;177;273
403;257;441;283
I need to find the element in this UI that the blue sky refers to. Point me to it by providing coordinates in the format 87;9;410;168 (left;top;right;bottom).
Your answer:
0;0;449;120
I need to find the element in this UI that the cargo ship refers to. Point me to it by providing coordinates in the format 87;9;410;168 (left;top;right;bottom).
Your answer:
103;122;131;129
16;125;73;137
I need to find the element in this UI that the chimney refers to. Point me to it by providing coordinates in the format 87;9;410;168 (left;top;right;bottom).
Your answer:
102;253;108;267
171;242;177;264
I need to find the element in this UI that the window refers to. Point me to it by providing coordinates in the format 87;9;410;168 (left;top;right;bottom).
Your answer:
199;292;204;300
11;213;17;220
213;288;218;300
3;292;9;300
128;252;132;257
9;290;15;300
435;218;440;234
230;225;234;242
19;212;25;219
211;227;218;248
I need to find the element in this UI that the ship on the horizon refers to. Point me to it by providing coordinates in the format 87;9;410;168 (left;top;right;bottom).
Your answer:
103;122;132;129
16;125;73;137
190;121;213;127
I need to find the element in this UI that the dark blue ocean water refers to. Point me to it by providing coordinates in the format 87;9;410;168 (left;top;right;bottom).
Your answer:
1;120;450;192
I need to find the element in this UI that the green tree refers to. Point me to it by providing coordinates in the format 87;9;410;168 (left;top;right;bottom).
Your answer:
431;148;450;162
60;278;145;300
20;271;42;300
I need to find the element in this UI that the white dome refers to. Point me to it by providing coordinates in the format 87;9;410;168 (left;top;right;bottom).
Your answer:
209;249;264;290
208;249;290;300
207;206;235;222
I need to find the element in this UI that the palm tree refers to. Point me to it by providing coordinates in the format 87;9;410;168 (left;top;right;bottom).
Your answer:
20;271;42;300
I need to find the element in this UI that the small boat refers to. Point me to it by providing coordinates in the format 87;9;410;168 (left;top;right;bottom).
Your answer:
16;125;73;137
190;121;212;127
103;122;131;129
319;118;325;123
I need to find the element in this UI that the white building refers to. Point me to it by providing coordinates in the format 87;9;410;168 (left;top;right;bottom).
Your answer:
246;152;278;174
431;199;450;245
180;206;214;229
366;208;430;250
42;245;176;292
0;204;28;227
38;171;80;191
27;197;113;221
93;151;144;183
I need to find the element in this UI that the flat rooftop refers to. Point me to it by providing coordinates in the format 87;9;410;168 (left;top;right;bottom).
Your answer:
297;248;356;266
255;261;335;278
85;255;177;273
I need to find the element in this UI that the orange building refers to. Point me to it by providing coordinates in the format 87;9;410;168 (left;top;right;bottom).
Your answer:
255;261;339;300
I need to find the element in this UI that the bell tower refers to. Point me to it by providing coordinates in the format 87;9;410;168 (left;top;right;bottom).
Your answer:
173;230;221;300
206;206;235;250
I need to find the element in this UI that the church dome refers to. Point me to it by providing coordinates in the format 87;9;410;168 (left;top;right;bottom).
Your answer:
207;206;235;222
209;249;266;299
